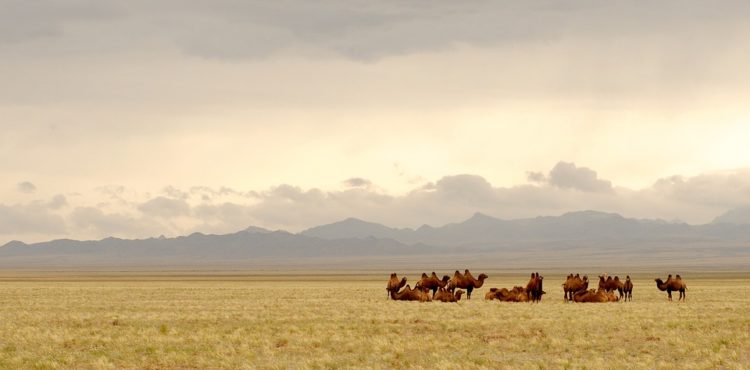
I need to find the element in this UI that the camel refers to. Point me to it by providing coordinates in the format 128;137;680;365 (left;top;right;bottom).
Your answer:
655;274;686;301
562;274;587;302
434;287;464;302
386;273;407;299
486;286;528;302
572;287;611;303
526;272;544;302
447;269;488;299
390;284;431;302
601;276;625;300
415;272;451;297
622;275;633;302
485;287;500;300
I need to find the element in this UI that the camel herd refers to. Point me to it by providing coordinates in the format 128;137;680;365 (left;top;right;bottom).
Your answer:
387;270;487;302
386;271;687;303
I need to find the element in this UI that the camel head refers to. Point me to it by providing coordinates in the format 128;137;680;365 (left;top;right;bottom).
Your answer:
654;278;663;284
626;275;631;280
390;273;397;278
441;275;450;283
478;273;488;281
582;275;588;281
455;290;464;301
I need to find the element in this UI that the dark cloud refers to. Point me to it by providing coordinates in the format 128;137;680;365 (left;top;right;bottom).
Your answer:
47;194;68;210
17;181;36;193
526;171;547;183
343;177;372;188
547;162;613;193
3;1;750;61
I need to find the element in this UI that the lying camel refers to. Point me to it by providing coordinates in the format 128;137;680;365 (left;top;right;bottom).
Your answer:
386;273;407;299
622;276;633;302
486;286;528;302
562;274;587;302
415;272;451;298
390;284;431;302
447;269;488;299
655;274;686;301
433;287;464;302
572;287;614;303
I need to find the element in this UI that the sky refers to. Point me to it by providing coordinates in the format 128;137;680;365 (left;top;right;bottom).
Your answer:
2;1;750;244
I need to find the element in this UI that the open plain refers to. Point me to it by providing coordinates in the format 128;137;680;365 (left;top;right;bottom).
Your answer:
0;271;748;369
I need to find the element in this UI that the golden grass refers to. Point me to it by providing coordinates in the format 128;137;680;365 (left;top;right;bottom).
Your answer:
0;273;748;369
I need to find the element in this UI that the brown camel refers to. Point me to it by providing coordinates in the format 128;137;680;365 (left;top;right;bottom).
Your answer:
386;273;407;299
486;286;528;302
447;269;488;299
434;287;464;302
485;287;500;300
526;272;545;302
572;287;611;303
415;272;451;297
622;275;633;302
390;284;431;302
655;274;686;301
562;274;587;302
601;276;625;300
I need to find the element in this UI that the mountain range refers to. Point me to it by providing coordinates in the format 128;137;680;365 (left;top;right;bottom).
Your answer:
1;210;749;269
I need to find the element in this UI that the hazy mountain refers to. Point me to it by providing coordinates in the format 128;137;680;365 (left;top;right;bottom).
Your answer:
1;210;749;269
713;206;750;225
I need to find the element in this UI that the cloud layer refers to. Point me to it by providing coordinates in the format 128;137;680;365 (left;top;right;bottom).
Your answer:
3;162;750;244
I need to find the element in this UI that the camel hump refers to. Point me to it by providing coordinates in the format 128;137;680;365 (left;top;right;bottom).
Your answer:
421;273;428;278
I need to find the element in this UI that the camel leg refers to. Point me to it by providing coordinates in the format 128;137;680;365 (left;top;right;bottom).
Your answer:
667;289;672;301
467;286;473;299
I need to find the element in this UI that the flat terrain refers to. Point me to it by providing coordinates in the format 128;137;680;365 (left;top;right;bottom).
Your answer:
0;271;748;369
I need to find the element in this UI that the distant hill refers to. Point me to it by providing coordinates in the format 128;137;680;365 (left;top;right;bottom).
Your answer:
2;210;749;269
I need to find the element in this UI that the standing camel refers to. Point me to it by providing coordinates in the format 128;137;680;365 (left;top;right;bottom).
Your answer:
447;269;488;299
526;272;544;302
622;275;633;302
415;272;450;298
562;274;587;302
654;274;687;301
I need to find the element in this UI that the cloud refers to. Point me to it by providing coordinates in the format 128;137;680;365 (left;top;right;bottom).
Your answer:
17;181;36;193
47;194;68;210
526;171;547;183
137;196;191;218
0;203;66;235
69;207;163;237
342;177;372;188
713;205;750;224
547;162;613;193
6;163;750;244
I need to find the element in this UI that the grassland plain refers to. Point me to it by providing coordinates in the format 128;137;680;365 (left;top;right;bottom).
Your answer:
0;271;748;369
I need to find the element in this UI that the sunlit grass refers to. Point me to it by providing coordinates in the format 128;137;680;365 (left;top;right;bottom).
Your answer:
0;273;748;369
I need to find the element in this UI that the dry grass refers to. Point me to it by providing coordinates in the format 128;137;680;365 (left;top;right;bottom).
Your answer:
0;273;748;369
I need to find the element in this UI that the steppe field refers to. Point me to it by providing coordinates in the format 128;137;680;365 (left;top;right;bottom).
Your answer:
0;271;748;369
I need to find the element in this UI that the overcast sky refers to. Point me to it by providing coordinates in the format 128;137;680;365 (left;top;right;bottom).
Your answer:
2;1;750;243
